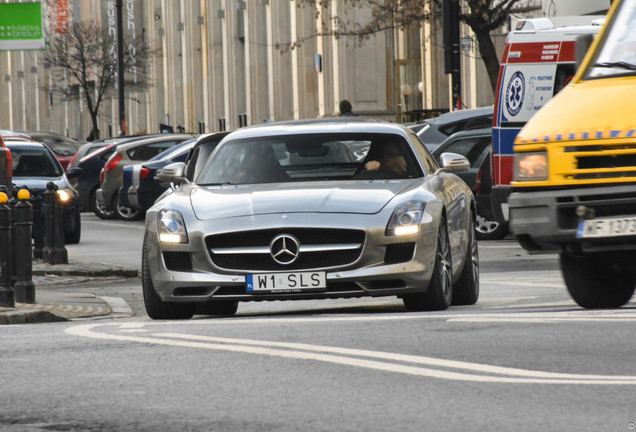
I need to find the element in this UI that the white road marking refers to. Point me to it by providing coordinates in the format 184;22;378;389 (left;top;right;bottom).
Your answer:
65;323;636;385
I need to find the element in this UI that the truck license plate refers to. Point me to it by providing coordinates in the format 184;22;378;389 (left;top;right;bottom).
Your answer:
576;217;636;238
246;272;326;293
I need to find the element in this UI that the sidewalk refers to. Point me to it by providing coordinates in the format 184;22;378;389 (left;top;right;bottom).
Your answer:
0;259;140;325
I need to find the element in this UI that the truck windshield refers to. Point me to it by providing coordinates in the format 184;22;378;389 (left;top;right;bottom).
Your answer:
587;0;636;79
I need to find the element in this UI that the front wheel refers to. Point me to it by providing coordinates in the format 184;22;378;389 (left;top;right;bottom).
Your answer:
403;216;453;311
475;213;508;240
64;207;82;244
142;235;195;320
452;213;479;306
560;252;636;309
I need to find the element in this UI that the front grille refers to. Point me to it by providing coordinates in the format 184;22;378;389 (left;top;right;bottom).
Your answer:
384;242;415;264
206;228;365;271
568;140;636;181
163;252;193;271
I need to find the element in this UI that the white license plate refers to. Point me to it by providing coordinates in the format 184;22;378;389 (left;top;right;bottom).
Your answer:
577;216;636;238
246;272;326;293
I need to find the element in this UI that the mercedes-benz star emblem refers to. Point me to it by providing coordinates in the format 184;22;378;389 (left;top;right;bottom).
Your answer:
270;234;300;265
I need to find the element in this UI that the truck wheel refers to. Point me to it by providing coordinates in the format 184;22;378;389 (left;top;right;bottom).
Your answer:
452;213;479;305
560;252;636;309
403;216;452;311
142;235;195;320
475;213;508;240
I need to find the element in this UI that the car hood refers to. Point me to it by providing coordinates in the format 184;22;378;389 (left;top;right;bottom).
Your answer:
12;175;70;192
190;180;419;220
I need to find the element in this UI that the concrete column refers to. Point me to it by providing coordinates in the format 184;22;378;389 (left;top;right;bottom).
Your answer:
200;0;210;132
290;2;300;119
330;1;340;114
266;2;275;121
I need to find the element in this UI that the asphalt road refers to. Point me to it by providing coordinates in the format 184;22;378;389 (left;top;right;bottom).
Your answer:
2;214;636;431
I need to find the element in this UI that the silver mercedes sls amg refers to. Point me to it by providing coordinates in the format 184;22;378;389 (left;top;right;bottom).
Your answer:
142;119;479;319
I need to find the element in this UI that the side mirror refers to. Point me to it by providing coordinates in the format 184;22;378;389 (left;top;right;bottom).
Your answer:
575;33;595;71
155;162;188;188
65;167;83;179
435;152;470;174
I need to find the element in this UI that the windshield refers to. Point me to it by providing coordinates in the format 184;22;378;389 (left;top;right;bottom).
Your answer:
11;145;64;178
148;139;196;162
586;0;636;79
197;133;423;185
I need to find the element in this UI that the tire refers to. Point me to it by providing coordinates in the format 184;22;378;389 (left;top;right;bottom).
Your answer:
195;301;238;316
475;213;508;241
92;189;116;220
113;189;144;221
64;207;82;245
142;234;195;320
560;252;636;309
452;213;479;305
403;216;453;311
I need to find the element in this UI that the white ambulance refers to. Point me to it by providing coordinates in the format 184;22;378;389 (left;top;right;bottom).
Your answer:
490;16;605;229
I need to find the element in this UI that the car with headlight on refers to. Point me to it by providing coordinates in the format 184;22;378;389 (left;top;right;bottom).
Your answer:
142;119;478;319
7;140;82;244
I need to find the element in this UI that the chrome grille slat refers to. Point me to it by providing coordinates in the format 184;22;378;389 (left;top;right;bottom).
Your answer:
205;228;366;271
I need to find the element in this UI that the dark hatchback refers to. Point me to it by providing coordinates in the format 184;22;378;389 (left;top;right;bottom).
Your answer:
7;140;82;244
431;127;507;240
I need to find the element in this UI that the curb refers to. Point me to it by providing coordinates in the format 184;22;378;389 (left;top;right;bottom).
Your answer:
0;310;68;325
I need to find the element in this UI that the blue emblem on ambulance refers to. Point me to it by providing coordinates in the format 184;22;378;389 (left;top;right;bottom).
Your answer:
506;71;525;116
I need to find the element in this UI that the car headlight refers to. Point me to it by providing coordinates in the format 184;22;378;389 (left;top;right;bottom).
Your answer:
386;201;424;236
57;189;71;202
158;209;188;243
514;151;548;181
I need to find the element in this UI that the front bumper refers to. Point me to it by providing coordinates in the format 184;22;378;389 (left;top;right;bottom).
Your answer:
146;212;440;304
509;183;636;253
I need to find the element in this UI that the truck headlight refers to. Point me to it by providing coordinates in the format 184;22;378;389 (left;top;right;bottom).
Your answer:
386;201;424;236
514;151;548;181
158;209;188;243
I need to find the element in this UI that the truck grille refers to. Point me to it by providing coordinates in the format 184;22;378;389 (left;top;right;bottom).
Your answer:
205;228;365;271
570;141;636;181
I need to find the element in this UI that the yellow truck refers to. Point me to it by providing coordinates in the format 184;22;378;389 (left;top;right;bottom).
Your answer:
509;0;636;309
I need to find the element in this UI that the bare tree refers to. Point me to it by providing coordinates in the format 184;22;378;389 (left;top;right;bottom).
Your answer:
296;0;532;95
41;20;152;140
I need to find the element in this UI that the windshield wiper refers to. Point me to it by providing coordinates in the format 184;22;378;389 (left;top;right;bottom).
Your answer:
199;182;238;186
593;61;636;70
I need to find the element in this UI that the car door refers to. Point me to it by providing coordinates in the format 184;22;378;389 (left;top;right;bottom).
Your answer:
435;135;491;191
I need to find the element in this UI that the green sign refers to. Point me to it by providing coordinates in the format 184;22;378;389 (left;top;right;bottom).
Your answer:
0;2;44;50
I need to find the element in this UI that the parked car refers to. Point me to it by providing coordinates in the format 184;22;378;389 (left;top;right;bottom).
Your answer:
431;128;507;240
142;118;478;319
416;106;493;151
0;136;11;192
67;135;163;217
121;139;198;211
19;131;82;170
6;140;82;244
474;151;508;240
97;133;196;221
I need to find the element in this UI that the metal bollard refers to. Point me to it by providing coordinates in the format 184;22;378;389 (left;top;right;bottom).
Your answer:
0;188;14;307
13;189;35;304
9;186;19;278
42;183;56;263
30;189;44;259
42;182;67;265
